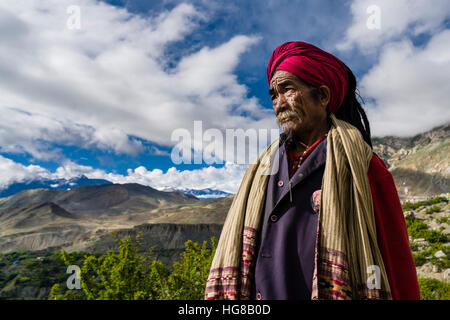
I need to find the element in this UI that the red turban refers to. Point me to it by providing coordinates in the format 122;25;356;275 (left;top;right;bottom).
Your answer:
267;41;349;113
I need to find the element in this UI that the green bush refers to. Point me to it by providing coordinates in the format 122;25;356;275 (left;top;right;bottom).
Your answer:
409;242;420;252
24;260;41;271
405;217;448;243
429;243;450;269
412;251;428;266
437;217;449;224
49;233;217;300
402;196;447;211
425;206;441;215
412;243;450;268
165;239;217;300
405;218;429;239
418;276;450;300
17;277;31;284
430;197;448;205
425;230;449;244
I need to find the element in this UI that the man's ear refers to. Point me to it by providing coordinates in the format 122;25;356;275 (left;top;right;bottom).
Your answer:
318;85;331;108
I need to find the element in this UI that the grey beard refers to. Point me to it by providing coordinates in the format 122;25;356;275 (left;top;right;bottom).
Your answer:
280;127;301;151
277;110;302;150
276;110;301;131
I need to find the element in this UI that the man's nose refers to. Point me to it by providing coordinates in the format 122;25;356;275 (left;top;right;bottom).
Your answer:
274;93;289;115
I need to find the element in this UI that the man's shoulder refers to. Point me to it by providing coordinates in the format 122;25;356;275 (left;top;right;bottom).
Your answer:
371;153;388;168
369;152;393;182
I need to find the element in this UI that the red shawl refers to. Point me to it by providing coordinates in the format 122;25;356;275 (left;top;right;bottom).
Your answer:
368;154;421;300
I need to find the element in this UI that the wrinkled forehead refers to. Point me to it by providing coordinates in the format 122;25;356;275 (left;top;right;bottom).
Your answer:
269;70;308;89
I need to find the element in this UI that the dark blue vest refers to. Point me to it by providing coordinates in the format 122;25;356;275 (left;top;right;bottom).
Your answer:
252;138;327;300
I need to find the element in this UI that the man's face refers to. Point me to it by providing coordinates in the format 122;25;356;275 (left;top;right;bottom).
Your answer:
269;70;327;136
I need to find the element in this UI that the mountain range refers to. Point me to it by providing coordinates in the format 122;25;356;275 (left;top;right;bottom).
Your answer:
0;175;112;198
177;188;232;199
0;122;447;257
0;175;231;200
0;183;231;257
372;122;449;198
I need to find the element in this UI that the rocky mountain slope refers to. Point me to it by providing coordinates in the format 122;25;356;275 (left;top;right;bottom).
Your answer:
0;183;198;216
0;184;231;254
373;122;449;197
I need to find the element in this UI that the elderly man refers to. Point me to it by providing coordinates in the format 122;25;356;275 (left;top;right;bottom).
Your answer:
205;41;420;300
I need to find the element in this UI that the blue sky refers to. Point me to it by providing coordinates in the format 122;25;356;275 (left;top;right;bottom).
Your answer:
0;0;449;193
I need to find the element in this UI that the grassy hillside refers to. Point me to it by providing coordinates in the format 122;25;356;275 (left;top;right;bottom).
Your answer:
373;123;449;197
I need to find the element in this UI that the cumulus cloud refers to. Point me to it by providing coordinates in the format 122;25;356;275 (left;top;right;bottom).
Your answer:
338;0;450;52
337;0;450;136
0;0;274;161
0;155;246;194
117;162;247;193
361;29;450;136
0;155;51;189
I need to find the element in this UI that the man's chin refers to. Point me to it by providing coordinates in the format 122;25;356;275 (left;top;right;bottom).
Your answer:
281;120;300;132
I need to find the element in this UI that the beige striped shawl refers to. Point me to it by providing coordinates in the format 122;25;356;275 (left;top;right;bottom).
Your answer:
205;114;392;300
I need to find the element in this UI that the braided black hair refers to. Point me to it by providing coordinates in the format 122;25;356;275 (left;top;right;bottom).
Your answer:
309;65;373;148
334;65;373;148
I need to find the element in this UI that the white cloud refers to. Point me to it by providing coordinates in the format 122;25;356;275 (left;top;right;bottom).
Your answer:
338;0;450;52
0;0;274;161
0;155;51;189
115;162;247;193
0;107;94;160
337;0;450;136
362;29;450;137
0;155;246;194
